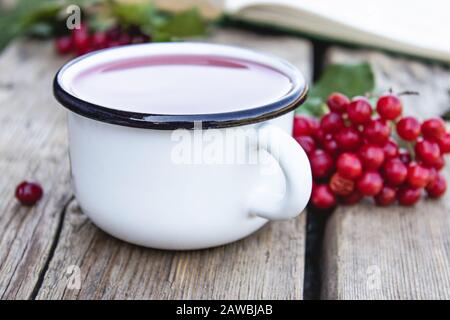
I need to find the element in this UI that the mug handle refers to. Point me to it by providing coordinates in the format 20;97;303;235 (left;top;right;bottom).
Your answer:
248;123;312;220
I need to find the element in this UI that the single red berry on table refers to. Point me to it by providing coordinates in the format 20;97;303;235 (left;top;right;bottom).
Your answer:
421;118;446;140
359;144;385;170
320;112;344;134
382;139;399;159
293;115;313;136
374;186;397;206
376;94;403;120
363;119;391;145
295;136;316;155
327;93;349;114
357;171;384;196
383;158;408;186
338;190;363;205
311;184;336;209
15;181;43;206
406;162;430;188
322;135;339;157
335;127;361;151
55;36;73;54
397;187;421;206
437;132;450;154
336;153;362;180
415;139;441;166
396;116;421;141
309;149;334;179
347;97;372;124
426;173;447;198
398;148;412;164
329;173;355;196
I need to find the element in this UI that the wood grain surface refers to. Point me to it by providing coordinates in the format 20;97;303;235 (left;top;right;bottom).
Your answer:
0;42;72;299
320;47;450;300
0;30;313;299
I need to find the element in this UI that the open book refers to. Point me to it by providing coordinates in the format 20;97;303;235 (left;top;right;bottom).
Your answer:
223;0;450;62
223;0;450;63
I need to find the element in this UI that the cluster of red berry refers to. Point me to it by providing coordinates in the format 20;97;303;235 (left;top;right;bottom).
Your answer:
55;23;151;56
294;93;449;210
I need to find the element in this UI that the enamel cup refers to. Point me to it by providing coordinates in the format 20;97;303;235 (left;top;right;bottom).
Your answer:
54;43;312;250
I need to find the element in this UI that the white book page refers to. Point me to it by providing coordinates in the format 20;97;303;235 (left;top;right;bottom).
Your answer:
226;0;450;60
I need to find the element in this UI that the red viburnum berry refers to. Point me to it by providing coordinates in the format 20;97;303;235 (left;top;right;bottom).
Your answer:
336;153;362;180
311;184;336;209
327;93;350;114
376;94;403;120
396;116;421;141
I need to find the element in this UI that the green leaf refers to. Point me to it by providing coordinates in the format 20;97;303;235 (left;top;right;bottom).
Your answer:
296;62;375;117
311;62;375;99
156;8;207;39
110;0;155;28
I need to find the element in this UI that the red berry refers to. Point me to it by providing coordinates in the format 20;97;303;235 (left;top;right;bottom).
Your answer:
426;173;447;198
376;94;403;120
374;186;397;206
327;93;349;114
437;132;450;154
383;158;408;186
347;97;372;124
338;190;363;205
415;139;441;166
308;118;320;137
55;36;73;54
72;23;91;56
336;153;362;180
398;149;412;164
293;115;313;136
397;187;421;206
363;119;391;145
357;171;383;196
432;155;446;170
107;41;121;48
295;136;316;155
335;127;361;151
382;139;399;159
426;167;438;187
320;112;344;134
329;173;355;196
15;181;43;206
406;162;430;188
421;118;446;140
91;31;107;50
359;145;385;170
118;33;132;45
309;149;334;179
396;117;421;141
311;184;336;209
322;135;339;157
106;25;122;41
132;34;151;44
312;128;327;146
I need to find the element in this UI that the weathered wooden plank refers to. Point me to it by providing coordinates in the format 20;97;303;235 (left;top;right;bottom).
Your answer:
321;47;450;300
36;30;313;299
0;42;72;299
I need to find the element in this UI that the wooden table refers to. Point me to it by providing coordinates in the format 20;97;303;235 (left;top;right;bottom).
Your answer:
0;28;448;300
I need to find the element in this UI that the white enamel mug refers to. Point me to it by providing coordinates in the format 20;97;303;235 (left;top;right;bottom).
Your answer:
54;43;312;250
